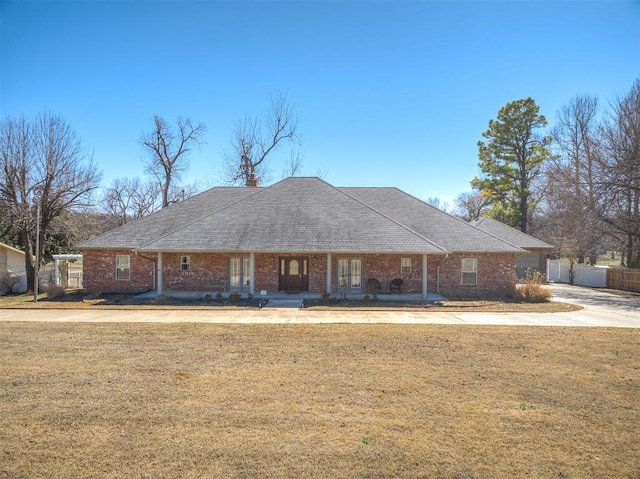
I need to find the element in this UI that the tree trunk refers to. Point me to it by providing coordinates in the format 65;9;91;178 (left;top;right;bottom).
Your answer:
626;234;635;269
629;237;640;269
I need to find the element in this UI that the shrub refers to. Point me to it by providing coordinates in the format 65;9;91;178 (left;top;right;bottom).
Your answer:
203;294;212;302
216;292;224;302
321;291;331;302
45;284;66;299
514;270;551;303
0;273;17;296
228;292;241;302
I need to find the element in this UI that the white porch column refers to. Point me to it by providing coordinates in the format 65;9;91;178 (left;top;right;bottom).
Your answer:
249;252;255;295
157;252;163;296
54;257;60;286
422;254;428;300
326;253;332;293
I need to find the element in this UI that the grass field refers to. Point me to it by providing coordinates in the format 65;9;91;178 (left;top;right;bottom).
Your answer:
0;323;638;478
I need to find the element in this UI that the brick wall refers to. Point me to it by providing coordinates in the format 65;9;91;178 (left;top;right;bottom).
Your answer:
162;253;228;291
430;253;517;299
82;250;156;294
83;250;517;298
358;254;424;294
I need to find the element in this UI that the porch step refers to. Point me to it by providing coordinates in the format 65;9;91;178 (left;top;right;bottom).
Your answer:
263;298;303;309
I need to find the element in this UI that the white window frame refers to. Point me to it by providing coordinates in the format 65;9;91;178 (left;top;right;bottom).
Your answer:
337;258;362;292
230;257;251;291
401;257;412;274
180;255;191;271
116;255;130;281
461;258;477;285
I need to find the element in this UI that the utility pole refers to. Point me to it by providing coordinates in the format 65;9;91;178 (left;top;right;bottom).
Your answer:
34;200;40;303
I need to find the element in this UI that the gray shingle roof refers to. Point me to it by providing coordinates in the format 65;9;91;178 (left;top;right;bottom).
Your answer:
341;187;524;253
78;177;524;254
469;217;552;250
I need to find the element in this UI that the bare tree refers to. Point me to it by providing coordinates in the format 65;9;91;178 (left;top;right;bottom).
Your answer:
141;116;206;208
0;112;101;291
281;144;305;179
598;80;640;268
425;197;450;212
103;177;160;225
222;92;300;186
545;95;605;264
453;191;490;221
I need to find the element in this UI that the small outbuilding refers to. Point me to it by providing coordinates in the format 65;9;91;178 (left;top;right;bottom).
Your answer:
0;242;27;294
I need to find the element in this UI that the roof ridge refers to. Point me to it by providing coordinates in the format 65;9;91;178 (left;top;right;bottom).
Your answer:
335;185;449;253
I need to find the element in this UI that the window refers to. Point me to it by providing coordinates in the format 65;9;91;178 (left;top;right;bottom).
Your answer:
181;255;190;271
461;258;477;285
337;258;362;291
401;258;412;274
116;255;130;281
230;257;251;290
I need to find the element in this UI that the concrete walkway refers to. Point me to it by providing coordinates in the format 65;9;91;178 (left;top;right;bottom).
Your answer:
0;283;637;327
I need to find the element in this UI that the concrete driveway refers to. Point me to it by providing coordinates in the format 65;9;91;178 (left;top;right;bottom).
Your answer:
0;283;637;327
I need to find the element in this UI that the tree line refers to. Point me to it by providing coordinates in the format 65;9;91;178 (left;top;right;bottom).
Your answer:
455;79;640;269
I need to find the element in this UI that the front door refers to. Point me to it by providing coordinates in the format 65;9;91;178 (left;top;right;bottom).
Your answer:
279;256;309;292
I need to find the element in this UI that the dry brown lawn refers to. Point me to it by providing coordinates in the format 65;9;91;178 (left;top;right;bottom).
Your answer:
0;322;638;479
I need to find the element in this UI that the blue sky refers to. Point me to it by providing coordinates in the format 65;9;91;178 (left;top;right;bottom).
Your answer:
2;0;638;207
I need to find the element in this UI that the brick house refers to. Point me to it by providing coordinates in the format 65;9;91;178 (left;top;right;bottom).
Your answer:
78;177;525;299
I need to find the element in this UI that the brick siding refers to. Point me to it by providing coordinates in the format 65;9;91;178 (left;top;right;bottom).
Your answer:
431;253;518;299
83;250;517;299
82;250;156;294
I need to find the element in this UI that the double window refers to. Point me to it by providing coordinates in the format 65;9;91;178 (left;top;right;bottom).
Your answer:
116;255;130;281
461;258;477;285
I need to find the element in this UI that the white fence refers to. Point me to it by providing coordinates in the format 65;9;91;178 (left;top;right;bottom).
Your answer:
547;259;608;288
